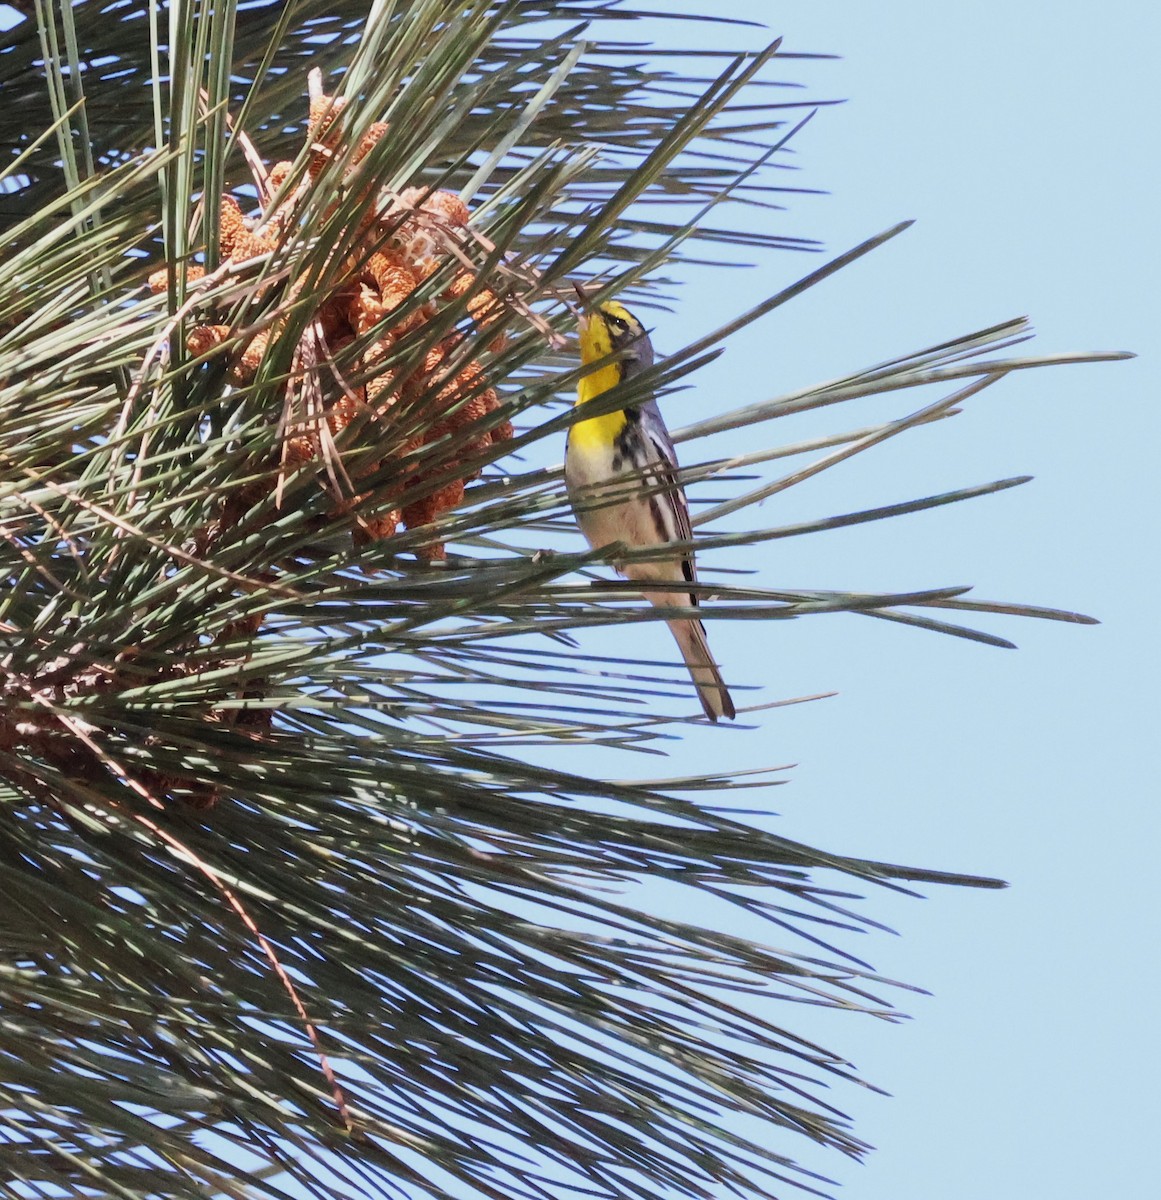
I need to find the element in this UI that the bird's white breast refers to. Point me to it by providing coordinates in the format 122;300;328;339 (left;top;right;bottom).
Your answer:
565;435;681;585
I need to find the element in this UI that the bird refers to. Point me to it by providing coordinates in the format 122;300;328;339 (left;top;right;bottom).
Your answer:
564;297;735;721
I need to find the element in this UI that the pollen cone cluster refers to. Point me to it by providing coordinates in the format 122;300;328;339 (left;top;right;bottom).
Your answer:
151;76;513;561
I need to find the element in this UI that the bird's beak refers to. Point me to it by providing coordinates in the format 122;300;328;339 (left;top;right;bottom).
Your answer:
570;282;590;329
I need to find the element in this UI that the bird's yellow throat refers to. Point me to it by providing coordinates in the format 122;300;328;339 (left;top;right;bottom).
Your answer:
572;312;628;452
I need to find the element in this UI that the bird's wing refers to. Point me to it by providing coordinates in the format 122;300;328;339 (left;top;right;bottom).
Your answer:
640;405;697;589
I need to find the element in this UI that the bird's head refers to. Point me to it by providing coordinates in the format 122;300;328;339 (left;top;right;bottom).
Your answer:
577;299;655;377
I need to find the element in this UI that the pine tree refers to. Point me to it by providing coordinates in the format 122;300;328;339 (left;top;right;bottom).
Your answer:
0;3;1126;1197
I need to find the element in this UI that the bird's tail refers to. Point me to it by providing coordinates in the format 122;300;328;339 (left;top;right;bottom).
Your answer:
664;616;735;722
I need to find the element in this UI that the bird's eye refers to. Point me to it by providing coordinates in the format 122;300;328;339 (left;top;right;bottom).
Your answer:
606;314;628;332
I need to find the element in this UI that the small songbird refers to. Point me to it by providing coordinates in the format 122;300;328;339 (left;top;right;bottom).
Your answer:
565;298;735;721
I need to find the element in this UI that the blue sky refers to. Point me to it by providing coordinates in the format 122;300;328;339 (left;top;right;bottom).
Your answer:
609;3;1158;1197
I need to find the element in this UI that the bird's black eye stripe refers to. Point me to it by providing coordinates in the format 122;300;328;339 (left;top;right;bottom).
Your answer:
606;313;628;332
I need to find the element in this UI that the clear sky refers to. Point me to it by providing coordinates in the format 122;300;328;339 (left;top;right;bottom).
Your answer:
599;3;1159;1197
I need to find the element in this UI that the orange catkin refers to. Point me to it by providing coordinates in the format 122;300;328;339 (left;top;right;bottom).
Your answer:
187;324;232;357
219;195;278;262
175;75;514;559
268;160;294;192
423;190;470;227
149;264;205;293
